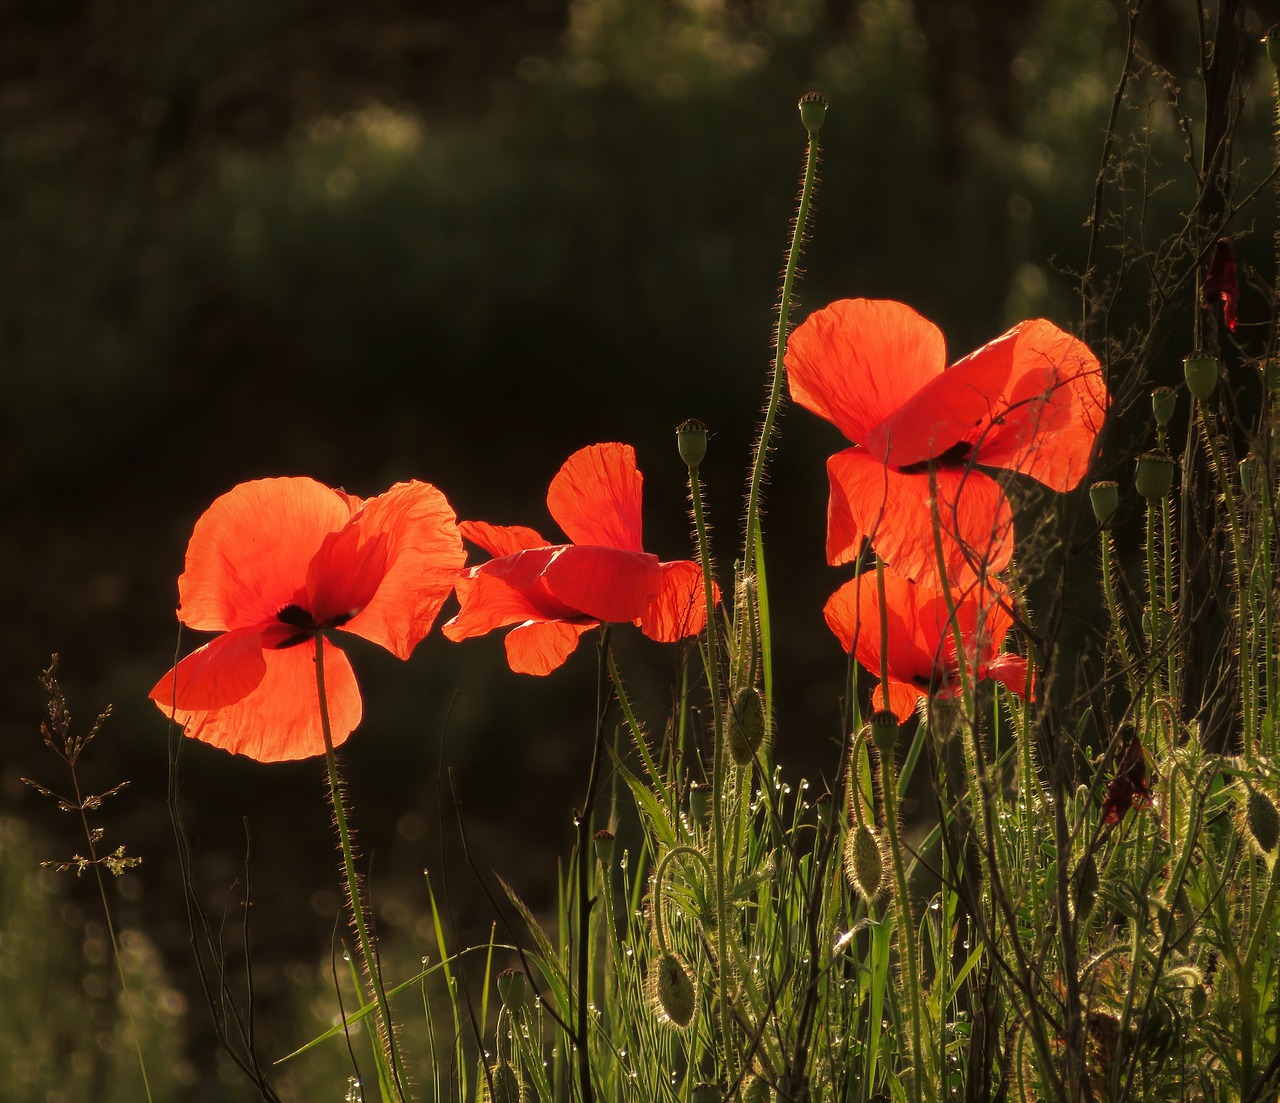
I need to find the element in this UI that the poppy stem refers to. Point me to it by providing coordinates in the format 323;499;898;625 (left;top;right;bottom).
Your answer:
313;631;409;1103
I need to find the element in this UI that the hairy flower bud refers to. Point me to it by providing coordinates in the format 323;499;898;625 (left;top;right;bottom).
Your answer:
483;1062;522;1103
497;968;529;1014
726;685;767;766
688;780;710;827
650;951;696;1027
844;823;885;902
1243;785;1280;858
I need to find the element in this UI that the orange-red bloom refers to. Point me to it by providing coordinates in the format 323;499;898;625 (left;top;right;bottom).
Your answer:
443;442;710;675
823;566;1029;721
151;477;465;761
785;299;1107;582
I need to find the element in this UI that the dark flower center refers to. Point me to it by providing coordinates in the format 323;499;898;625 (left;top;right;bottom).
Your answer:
896;440;975;475
270;603;356;649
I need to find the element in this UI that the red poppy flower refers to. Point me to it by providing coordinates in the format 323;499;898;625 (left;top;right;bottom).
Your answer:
1100;725;1153;825
822;565;1029;721
150;477;465;762
1201;237;1238;332
443;442;710;675
785;299;1108;582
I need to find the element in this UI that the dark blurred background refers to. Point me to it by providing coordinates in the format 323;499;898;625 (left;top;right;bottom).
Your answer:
2;0;1277;1098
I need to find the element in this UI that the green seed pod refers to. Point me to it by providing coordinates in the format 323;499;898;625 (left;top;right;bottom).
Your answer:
1073;852;1098;919
1089;480;1119;528
798;90;829;135
676;418;708;467
1135;450;1176;499
844;823;885;902
497;968;529;1014
869;710;899;756
1151;386;1177;427
650;951;696;1027
691;1084;722;1103
1265;23;1280;70
1183;352;1219;400
1244;785;1280;857
688;780;710;826
726;685;766;767
483;1062;522;1103
593;828;615;866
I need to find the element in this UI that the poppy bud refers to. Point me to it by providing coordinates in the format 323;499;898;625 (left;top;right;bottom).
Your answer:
1239;454;1259;496
1265;23;1280;70
844;823;885;902
497;967;529;1013
691;1085;721;1103
869;710;899;756
1151;386;1177;427
1073;852;1098;919
483;1062;522;1103
1242;784;1280;857
798;90;828;135
815;791;834;833
1135;451;1176;499
726;685;767;766
1183;352;1219;400
1089;481;1119;528
676;419;708;468
649;951;696;1027
688;780;710;826
741;1075;771;1103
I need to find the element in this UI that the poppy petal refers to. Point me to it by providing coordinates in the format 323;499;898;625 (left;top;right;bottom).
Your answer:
443;547;589;643
460;521;549;558
504;620;595;675
872;679;926;722
823;572;937;688
306;526;390;628
149;624;269;712
985;652;1030;698
154;637;361;762
541;544;663;623
176;478;356;633
826;449;1013;581
638;560;711;642
341;481;466;659
786;300;948;450
961;320;1106;491
546;443;646;552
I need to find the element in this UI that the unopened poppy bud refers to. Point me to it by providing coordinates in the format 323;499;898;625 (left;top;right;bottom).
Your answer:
1183;352;1219;400
1089;481;1119;528
815;791;833;833
726;685;766;766
1239;454;1259;495
869;710;899;756
1074;852;1098;918
1265;23;1280;69
688;780;710;826
483;1062;522;1103
691;1084;721;1103
1151;386;1177;427
1243;785;1280;857
1135;450;1176;499
497;967;529;1013
798;90;829;135
844;823;884;902
676;419;708;468
741;1075;770;1103
650;951;696;1027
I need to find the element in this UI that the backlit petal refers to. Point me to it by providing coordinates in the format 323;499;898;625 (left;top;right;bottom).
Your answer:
176;478;355;632
963;320;1107;491
638;560;711;641
826;449;1013;581
460;521;549;557
541;544;663;623
149;624;269;712
443;547;588;642
504;621;595;675
546;443;646;551
341;481;466;659
306;526;390;627
786;300;948;450
873;680;926;722
154;637;361;762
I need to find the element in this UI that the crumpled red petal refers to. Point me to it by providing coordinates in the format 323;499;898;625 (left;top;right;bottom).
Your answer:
825;449;1013;582
546;443;646;552
176;478;355;632
504;620;596;675
460;521;549;558
340;480;466;659
154;637;361;762
149;624;270;712
637;559;710;641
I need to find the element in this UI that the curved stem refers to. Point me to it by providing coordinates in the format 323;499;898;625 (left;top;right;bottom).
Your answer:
650;844;717;955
